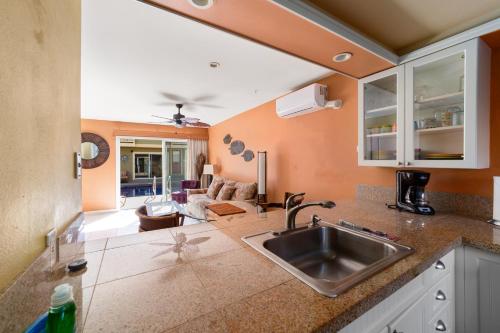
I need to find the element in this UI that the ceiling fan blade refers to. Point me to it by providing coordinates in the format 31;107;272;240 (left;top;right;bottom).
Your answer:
152;115;174;121
196;103;224;109
160;92;186;102
192;94;216;102
187;122;211;128
183;117;200;124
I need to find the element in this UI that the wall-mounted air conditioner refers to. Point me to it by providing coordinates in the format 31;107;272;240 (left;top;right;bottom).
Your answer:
275;83;342;118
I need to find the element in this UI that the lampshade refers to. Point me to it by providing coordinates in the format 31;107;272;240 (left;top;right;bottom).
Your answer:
203;164;214;175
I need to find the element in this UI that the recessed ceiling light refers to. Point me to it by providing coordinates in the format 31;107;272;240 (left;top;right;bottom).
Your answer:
333;52;352;63
187;0;215;9
209;61;220;68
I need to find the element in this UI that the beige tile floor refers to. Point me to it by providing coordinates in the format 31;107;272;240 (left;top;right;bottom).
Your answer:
75;221;293;332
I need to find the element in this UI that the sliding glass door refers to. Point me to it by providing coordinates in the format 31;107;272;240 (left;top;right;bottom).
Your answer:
119;137;188;209
163;141;188;195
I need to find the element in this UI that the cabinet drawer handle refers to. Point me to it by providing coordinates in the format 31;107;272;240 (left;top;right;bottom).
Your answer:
435;320;447;331
435;260;446;270
435;290;446;301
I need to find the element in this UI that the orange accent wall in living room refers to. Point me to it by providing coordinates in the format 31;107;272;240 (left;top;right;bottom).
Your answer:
81;119;208;211
208;47;500;204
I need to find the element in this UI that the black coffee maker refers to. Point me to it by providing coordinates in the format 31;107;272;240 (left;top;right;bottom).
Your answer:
395;170;435;215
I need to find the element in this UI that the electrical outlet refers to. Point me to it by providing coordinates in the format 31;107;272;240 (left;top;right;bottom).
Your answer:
46;228;59;267
46;228;57;255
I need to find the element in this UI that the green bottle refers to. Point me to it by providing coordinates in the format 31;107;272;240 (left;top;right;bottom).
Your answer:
46;284;76;333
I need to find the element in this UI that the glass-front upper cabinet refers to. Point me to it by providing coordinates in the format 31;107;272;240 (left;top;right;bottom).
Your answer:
358;67;405;166
404;39;490;168
358;38;490;169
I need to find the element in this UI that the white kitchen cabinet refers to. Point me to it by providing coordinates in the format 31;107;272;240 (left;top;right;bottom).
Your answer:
358;38;490;169
404;38;490;169
358;66;405;167
340;250;455;333
388;296;425;333
458;246;500;333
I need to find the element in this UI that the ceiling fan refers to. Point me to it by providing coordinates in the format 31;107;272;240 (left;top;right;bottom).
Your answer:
151;104;210;128
157;92;223;110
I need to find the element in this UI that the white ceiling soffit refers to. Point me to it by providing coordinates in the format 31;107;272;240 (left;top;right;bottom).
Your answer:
82;0;333;125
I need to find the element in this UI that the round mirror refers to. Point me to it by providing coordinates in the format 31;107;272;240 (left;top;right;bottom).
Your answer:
81;142;99;160
81;132;110;169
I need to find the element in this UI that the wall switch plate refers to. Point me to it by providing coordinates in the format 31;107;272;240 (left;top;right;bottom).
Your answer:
74;152;82;179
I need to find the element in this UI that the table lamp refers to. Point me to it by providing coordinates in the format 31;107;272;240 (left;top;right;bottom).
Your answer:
203;164;214;188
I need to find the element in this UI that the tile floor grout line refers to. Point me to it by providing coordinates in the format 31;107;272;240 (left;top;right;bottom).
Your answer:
104;225;216;251
104;235;174;251
186;249;296;314
82;245;107;332
93;244;244;287
155;261;228;333
93;261;189;287
81;285;95;331
90;249;107;291
158;308;223;333
216;277;297;312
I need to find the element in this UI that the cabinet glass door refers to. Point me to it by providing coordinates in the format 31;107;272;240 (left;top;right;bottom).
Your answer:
359;67;404;166
406;50;465;166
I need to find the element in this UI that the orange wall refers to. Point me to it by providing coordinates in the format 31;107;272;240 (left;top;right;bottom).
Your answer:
81;119;208;211
208;48;499;204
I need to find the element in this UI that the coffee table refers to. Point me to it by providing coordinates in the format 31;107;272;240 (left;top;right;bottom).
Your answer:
146;200;213;223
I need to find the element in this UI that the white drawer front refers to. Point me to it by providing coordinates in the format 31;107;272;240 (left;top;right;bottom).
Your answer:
427;303;454;333
425;250;454;287
425;272;454;322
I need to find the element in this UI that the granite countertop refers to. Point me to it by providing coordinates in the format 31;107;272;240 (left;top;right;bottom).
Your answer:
1;199;499;333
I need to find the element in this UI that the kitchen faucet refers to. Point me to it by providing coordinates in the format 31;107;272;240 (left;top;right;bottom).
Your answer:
286;200;336;230
280;193;335;233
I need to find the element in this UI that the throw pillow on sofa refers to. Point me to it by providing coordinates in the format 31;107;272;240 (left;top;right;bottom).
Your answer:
216;182;237;201
231;182;257;201
206;176;225;199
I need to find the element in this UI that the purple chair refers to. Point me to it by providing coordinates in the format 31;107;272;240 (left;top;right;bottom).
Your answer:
171;180;200;204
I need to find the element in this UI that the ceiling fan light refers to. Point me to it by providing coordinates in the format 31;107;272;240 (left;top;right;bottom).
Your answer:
187;0;214;10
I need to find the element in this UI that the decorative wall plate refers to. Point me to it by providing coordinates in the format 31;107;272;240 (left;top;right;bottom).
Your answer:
223;134;232;144
229;140;245;155
242;150;254;162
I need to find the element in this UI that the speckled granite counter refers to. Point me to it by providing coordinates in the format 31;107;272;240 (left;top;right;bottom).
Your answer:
1;200;499;333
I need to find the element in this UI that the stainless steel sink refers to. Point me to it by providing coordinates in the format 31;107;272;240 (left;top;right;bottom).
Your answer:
242;222;414;297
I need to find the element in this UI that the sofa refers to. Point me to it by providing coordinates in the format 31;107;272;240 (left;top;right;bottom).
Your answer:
186;176;257;209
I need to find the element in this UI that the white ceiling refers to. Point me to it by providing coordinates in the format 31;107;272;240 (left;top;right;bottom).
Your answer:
82;0;333;125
